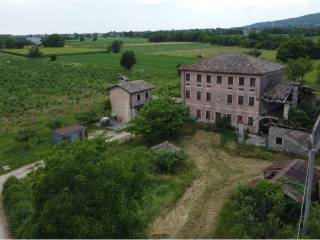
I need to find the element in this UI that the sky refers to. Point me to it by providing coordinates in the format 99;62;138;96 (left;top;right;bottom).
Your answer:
1;0;320;35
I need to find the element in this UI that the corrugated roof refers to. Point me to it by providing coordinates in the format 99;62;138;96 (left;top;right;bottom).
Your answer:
109;80;154;94
180;53;286;75
263;160;320;202
262;81;296;103
54;125;86;136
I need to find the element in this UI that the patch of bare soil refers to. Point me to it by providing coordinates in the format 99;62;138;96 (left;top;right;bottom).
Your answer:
149;131;272;239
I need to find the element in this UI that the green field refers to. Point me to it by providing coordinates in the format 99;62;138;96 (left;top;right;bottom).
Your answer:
1;46;104;56
66;37;148;48
1;39;320;173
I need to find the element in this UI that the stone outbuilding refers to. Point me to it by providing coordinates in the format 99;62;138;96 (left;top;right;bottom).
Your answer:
108;78;154;123
151;141;181;154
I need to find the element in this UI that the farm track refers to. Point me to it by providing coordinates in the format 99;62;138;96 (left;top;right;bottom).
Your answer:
149;131;272;238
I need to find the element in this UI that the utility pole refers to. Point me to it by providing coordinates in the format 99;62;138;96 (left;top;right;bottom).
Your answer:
303;148;316;236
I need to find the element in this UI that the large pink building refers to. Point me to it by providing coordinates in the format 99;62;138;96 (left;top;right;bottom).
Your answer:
180;54;287;133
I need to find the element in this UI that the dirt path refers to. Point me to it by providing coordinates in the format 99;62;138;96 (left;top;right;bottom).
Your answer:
0;162;42;239
149;131;272;238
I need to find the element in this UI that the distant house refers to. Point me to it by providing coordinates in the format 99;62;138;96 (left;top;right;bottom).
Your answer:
108;78;154;123
53;125;87;144
263;160;320;202
26;36;42;45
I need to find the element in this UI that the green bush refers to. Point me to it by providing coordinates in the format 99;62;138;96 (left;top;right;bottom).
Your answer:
28;46;42;58
215;116;231;130
154;151;185;174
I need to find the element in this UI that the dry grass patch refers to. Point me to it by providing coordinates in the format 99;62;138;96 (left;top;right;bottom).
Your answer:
149;130;274;238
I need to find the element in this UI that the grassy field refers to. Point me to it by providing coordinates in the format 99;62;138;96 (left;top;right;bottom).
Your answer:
1;46;104;56
149;128;290;238
1;38;319;174
66;37;148;48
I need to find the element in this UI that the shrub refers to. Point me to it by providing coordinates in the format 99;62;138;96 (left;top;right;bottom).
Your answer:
110;40;123;53
120;50;137;70
286;107;313;129
47;119;63;130
215;116;231;130
154;151;185;174
50;54;57;62
246;49;262;57
76;110;99;125
42;34;65;47
28;46;42;58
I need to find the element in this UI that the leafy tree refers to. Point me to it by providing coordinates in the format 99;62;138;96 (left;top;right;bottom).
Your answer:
120;51;137;70
76;110;99;125
79;36;85;42
215;116;232;130
42;34;65;47
30;140;151;238
110;40;123;53
14;129;39;149
47;119;63;130
214;181;300;239
286;107;313;129
28;46;42;58
286;57;313;81
92;36;98;41
127;96;190;140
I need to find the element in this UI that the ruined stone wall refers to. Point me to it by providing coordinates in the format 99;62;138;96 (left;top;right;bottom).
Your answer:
268;126;311;156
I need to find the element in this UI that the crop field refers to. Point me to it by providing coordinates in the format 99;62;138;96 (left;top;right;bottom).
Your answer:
66;37;148;48
0;46;104;56
1;38;320;173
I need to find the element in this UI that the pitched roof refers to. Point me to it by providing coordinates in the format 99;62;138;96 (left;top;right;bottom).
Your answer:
109;80;154;94
180;53;286;75
262;81;296;103
151;141;181;154
263;160;320;202
54;125;86;136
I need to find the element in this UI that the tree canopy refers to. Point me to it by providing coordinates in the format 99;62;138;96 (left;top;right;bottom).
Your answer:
4;139;154;239
286;57;313;81
120;51;137;70
42;34;65;48
110;40;123;53
127;95;190;140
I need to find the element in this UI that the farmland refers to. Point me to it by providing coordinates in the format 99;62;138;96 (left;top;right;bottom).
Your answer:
0;37;320;173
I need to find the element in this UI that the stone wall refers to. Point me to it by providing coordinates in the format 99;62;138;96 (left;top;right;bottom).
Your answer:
268;126;312;156
312;115;320;150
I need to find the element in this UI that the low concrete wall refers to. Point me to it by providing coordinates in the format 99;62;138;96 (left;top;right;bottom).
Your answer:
268;126;311;156
312;115;320;151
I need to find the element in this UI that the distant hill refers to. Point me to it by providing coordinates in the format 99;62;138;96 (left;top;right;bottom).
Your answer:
244;12;320;29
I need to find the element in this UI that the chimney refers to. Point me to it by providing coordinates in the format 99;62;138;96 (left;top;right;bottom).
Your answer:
119;76;129;84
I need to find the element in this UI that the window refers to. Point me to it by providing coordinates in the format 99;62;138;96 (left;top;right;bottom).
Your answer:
137;94;141;101
238;96;244;105
207;75;212;83
227;95;233;105
197;74;202;83
276;137;283;145
185;90;190;99
145;92;149;99
250;78;256;87
197;91;201;101
196;109;201;118
217;76;222;84
186;73;190;81
228;76;234;85
226;114;232;123
248;117;254;126
249;97;255;106
206;111;211;120
239;77;245;86
216;112;222;121
237;115;243;124
206;92;211;101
